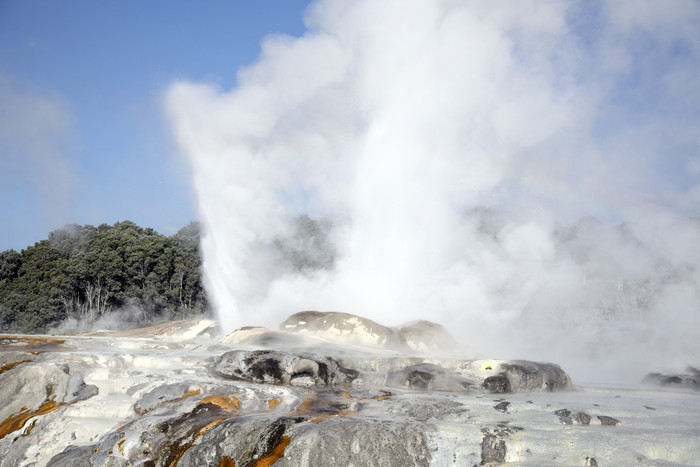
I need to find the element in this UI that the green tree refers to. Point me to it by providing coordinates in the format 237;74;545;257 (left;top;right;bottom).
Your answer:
0;220;210;333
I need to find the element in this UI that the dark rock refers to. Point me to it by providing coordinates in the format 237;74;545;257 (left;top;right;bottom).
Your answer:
214;349;359;387
482;374;512;394
406;369;434;389
585;456;599;466
240;416;301;466
643;368;700;391
493;401;510;413
572;411;591;425
554;408;590;425
597;415;621;426
481;361;570;394
481;434;507;464
480;424;523;465
386;363;477;391
554;408;573;425
500;361;571;392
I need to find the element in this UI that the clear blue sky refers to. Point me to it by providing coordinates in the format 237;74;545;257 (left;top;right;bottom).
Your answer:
0;0;310;251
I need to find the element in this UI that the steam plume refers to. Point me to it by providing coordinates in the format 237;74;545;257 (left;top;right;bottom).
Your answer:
167;0;700;383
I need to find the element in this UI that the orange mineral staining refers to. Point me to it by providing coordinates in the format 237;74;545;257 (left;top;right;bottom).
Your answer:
374;390;393;400
0;336;68;353
199;395;240;412
164;417;227;467
249;435;291;467
0;396;76;440
218;456;237;467
0;359;32;375
166;389;202;404
267;398;281;409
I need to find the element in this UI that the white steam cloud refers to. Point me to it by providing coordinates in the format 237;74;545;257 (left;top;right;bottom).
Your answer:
167;0;700;383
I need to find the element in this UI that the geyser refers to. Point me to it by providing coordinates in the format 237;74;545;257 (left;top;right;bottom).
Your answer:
167;0;700;383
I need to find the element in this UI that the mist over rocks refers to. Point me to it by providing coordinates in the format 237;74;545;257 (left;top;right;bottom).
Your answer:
281;311;404;349
279;311;456;353
218;311;569;393
1;320;700;466
166;0;700;386
643;366;700;392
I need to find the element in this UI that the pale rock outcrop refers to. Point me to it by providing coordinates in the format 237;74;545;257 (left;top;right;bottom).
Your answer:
1;312;698;466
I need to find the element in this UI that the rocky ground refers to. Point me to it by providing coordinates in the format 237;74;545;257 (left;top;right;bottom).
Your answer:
1;312;699;466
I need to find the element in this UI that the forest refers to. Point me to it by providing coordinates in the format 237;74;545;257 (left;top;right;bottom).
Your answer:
0;215;334;334
0;221;207;333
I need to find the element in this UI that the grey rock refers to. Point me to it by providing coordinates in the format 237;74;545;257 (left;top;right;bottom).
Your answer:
480;425;522;465
214;349;359;386
221;326;310;347
48;445;96;467
278;311;459;354
0;352;35;374
134;382;195;415
499;360;572;392
280;418;433;467
66;374;99;403
493;401;510;413
554;408;591;425
481;360;571;393
280;311;404;349
597;415;621;426
643;367;700;391
481;433;507;464
386;363;477;391
482;374;512;394
4;314;696;466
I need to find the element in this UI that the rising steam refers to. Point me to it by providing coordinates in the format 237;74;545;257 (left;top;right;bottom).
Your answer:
167;0;700;383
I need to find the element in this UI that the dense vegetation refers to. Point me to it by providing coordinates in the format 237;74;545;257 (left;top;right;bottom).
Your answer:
0;221;208;333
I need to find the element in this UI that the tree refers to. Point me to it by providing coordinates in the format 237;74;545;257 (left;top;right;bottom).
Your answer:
0;220;210;333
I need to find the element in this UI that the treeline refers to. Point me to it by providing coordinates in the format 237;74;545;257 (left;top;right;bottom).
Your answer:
0;221;208;333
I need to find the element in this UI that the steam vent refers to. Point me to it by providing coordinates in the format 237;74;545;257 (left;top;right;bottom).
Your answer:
1;312;699;465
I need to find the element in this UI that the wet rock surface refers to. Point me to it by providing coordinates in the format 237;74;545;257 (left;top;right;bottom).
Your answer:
0;313;699;466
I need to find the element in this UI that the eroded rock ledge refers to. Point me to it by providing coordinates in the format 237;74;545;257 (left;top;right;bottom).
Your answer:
212;348;571;394
0;312;698;466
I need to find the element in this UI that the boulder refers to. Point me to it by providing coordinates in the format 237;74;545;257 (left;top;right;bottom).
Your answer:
214;349;360;387
280;311;404;349
643;366;700;391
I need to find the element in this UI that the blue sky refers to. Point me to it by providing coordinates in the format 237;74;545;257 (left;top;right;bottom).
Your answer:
0;0;311;251
2;0;700;254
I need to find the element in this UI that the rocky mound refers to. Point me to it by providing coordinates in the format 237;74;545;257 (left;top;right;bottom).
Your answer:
643;366;700;391
1;313;698;465
226;311;457;353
